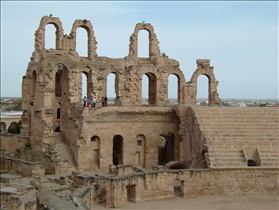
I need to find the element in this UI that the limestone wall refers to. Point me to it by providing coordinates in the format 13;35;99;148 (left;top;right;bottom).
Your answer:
65;107;181;171
2;157;45;177
103;168;278;208
0;134;25;154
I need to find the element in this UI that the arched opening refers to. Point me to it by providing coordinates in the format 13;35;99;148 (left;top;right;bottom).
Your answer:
91;135;100;169
138;29;149;57
0;122;7;132
45;24;56;49
58;65;69;132
168;74;179;104
135;135;146;167
113;135;123;165
9;122;17;130
107;73;116;104
142;74;148;104
76;27;88;56
57;108;60;119
158;132;175;165
197;75;210;105
32;71;37;96
145;73;157;105
55;70;62;97
82;72;88;98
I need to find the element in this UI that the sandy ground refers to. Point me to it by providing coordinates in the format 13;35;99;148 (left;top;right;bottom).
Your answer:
94;194;279;210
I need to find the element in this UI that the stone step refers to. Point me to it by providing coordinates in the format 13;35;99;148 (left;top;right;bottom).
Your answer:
209;161;247;167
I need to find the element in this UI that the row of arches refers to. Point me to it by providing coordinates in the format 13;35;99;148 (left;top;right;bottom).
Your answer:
30;65;211;106
0;121;17;132
36;16;162;59
82;73;210;102
89;133;175;169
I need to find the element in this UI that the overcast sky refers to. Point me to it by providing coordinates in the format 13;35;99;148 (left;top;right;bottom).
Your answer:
1;1;278;100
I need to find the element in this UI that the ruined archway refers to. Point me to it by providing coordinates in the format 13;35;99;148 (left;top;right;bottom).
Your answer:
142;72;157;105
197;74;210;105
138;30;149;57
158;132;175;165
187;59;221;106
0;122;7;132
76;27;88;56
81;67;93;99
128;22;161;58
168;74;179;104
34;16;63;51
53;64;70;133
45;24;56;49
9;122;17;130
113;135;123;165
70;19;98;58
55;70;62;97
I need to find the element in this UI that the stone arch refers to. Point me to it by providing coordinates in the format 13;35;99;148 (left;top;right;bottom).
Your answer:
158;132;175;165
9;122;17;130
167;70;186;104
52;64;70;132
34;16;63;51
102;65;119;101
187;59;221;106
90;135;100;169
0;122;7;132
55;70;62;97
128;23;161;58
70;19;98;59
140;71;157;105
80;66;94;98
113;135;123;165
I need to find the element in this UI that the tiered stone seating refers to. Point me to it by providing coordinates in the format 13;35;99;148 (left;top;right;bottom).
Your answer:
191;106;279;168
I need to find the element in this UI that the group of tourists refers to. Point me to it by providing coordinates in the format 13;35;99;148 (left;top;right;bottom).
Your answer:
83;96;108;108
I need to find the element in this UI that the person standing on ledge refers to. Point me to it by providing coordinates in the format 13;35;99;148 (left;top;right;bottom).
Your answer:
105;96;108;106
101;97;105;107
92;97;97;108
83;96;87;107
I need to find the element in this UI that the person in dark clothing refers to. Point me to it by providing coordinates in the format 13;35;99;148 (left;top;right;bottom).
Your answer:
104;96;108;106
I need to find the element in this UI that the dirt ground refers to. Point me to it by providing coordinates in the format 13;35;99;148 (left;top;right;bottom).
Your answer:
94;194;279;210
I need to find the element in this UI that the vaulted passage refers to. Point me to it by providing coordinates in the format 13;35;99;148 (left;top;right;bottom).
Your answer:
158;132;175;165
113;135;123;165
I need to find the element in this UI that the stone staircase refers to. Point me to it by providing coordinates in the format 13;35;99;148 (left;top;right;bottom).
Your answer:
52;132;77;173
190;106;279;168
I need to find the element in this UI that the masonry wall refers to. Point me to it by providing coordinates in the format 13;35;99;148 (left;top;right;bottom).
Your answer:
0;134;24;154
66;107;181;171
104;168;279;208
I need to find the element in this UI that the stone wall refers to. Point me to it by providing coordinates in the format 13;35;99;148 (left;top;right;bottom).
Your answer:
0;134;26;154
2;157;45;177
103;168;279;208
72;107;181;171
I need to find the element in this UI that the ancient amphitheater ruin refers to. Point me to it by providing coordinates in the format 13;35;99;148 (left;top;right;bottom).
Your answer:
0;16;278;209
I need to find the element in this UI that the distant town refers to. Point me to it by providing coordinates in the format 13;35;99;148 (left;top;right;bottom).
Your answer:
1;97;278;112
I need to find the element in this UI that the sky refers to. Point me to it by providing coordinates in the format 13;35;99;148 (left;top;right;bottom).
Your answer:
1;1;278;100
